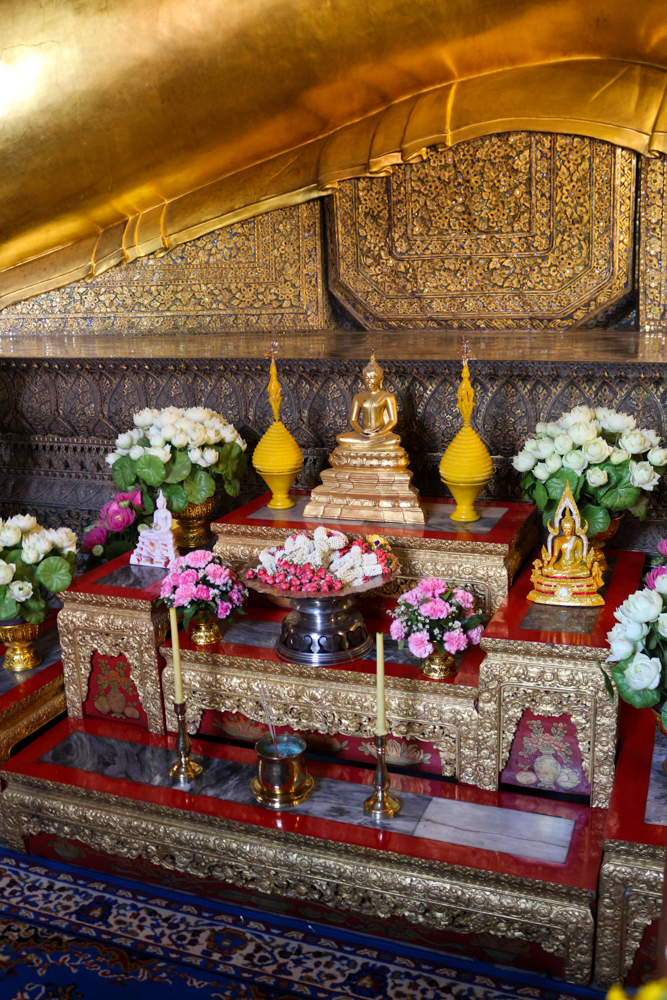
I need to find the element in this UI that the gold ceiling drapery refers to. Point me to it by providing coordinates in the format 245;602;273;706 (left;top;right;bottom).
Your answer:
2;0;667;309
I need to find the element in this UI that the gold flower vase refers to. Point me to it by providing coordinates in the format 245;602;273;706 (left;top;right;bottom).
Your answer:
421;650;457;680
440;347;492;522
0;620;46;671
173;497;216;549
189;619;222;645
252;347;303;510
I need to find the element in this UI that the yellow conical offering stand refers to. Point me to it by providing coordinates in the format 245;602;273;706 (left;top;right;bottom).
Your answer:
252;347;303;509
439;346;493;522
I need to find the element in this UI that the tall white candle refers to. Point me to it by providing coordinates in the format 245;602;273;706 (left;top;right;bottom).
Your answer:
375;632;387;736
169;607;184;703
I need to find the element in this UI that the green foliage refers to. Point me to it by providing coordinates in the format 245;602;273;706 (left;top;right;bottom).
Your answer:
224;477;241;497
112;455;137;492
161;483;189;513
103;537;136;560
184;468;216;504
35;555;73;593
545;469;582;501
20;594;48;624
533;481;548;509
164;451;191;484
0;595;18;620
630;494;649;521
597;660;615;701
135;454;166;488
612;659;661;709
140;490;155;515
597;482;641;512
579;503;610;539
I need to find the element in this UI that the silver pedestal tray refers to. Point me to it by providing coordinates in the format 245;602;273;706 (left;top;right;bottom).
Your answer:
243;565;397;667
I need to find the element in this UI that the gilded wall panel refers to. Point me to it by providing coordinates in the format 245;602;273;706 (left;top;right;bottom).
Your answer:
639;155;667;331
0;204;328;333
328;134;635;329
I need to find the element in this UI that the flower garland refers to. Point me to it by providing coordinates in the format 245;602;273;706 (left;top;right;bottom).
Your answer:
513;405;666;536
389;578;483;662
160;550;248;632
245;527;397;592
0;514;77;623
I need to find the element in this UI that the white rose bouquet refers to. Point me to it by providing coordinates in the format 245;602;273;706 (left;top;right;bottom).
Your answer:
601;578;667;726
513;405;666;536
105;407;248;514
0;515;77;623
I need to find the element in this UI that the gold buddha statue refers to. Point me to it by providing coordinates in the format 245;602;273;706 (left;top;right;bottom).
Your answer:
303;353;425;524
527;482;604;607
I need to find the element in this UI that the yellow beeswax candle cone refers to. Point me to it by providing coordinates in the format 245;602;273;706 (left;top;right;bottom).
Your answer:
252;347;303;509
439;349;493;522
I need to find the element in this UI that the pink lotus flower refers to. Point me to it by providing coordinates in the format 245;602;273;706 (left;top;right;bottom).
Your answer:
659;539;667;557
82;524;108;553
194;584;212;600
467;625;484;645
453;588;474;611
390;619;406;642
206;563;230;584
444;629;468;654
104;502;136;532
420;598;452;620
216;601;232;619
185;549;213;569
408;631;434;659
173;583;197;606
418;577;448;598
646;566;667;590
115;490;142;508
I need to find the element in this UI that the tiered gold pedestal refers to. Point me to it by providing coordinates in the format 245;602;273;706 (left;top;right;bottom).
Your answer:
304;447;425;524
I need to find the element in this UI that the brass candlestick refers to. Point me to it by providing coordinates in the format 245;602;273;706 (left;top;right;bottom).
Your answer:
363;734;401;819
169;701;203;781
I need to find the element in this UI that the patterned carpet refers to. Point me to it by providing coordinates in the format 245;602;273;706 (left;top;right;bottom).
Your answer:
0;849;606;1000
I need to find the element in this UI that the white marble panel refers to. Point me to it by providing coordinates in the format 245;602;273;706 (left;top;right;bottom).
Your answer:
413;798;574;863
644;729;667;825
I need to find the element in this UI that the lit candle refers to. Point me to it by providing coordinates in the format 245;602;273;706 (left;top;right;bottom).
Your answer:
375;632;387;736
169;607;184;704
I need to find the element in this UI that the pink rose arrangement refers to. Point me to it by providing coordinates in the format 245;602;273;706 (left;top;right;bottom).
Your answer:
160;549;247;632
81;489;151;568
389;577;484;665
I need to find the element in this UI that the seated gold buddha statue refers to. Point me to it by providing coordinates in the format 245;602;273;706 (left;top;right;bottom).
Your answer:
303;352;425;524
527;482;604;607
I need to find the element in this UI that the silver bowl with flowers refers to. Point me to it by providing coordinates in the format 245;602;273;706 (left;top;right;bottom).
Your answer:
243;527;398;666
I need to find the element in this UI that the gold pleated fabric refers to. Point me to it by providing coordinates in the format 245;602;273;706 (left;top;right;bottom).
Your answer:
3;0;667;308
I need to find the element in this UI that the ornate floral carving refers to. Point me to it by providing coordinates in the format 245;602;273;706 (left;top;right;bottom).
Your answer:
639;155;667;332
476;641;618;808
59;601;168;733
328;135;635;329
1;773;595;983
595;847;664;986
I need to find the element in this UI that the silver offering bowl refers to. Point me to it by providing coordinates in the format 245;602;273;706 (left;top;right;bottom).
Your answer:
243;563;397;667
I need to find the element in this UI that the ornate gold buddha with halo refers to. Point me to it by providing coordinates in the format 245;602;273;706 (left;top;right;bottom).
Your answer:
527;482;604;607
303;352;425;524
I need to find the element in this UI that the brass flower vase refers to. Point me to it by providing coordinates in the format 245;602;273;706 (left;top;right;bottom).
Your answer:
172;497;216;549
189;620;222;645
0;620;46;671
591;513;624;573
421;650;457;680
251;734;313;809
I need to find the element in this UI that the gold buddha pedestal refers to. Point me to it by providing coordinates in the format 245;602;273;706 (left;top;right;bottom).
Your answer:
303;353;425;524
527;482;604;607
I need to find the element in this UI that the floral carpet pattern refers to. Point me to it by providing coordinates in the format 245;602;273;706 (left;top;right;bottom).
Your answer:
0;850;605;1000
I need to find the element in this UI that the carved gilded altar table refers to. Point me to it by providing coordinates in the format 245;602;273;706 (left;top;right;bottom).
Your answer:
212;492;540;616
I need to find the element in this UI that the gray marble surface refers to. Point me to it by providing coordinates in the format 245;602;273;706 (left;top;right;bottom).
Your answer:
96;564;167;590
519;603;602;636
42;732;574;858
644;729;667;825
249;496;507;536
0;626;61;696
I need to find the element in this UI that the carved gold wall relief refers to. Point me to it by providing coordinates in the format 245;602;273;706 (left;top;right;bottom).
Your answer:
0;774;595;983
328;134;635;329
0;203;328;334
639;155;667;331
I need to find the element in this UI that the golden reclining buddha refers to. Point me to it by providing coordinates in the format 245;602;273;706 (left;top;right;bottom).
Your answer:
2;0;667;308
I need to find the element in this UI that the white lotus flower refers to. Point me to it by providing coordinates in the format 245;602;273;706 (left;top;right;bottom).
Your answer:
620;430;651;455
129;445;145;461
640;429;661;448
553;433;574;456
657;613;667;638
187;425;208;449
8;580;32;603
201;448;218;467
562;450;588;472
586;467;608;488
52;527;78;553
512;451;536;473
612;617;649;642
656;576;667;596
147;446;171;464
133;408;160;429
161;424;177;442
545;454;562;473
616;588;663;623
609;447;630;465
569;422;598;446
649;447;667;467
0;526;21;547
129;428;144;444
148;432;166;448
204;425;221;445
532;463;550;482
20;541;41;564
559;406;596;427
0;561;15;585
184;407;214;423
598;410;636;434
6;514;37;534
582;438;612;464
171;432;189;448
153;407;184;429
624;652;661;691
533;438;556;459
116;432;133;449
31;531;53;555
188;448;202;464
607;621;640;661
629;460;660;491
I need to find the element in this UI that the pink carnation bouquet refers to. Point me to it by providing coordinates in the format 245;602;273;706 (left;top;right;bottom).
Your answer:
389;577;484;665
160;549;248;633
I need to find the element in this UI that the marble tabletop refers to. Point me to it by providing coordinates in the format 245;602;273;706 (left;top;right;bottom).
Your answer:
644;729;667;826
42;731;574;863
0;626;61;697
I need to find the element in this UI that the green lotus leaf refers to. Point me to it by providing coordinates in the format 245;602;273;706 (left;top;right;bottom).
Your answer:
35;555;73;593
112;455;137;492
135;454;166;488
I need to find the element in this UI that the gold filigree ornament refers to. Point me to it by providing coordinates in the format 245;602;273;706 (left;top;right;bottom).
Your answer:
252;343;303;509
527;482;604;607
439;342;493;522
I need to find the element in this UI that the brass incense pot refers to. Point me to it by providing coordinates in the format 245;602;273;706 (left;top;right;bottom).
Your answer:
251;734;313;809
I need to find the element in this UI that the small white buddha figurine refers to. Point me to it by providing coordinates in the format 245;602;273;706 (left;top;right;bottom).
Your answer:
130;490;179;567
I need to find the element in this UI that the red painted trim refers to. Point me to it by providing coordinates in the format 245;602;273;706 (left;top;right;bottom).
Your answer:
483;548;644;648
68;552;164;601
0;661;63;714
213;491;536;546
605;702;667;848
3;716;603;890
